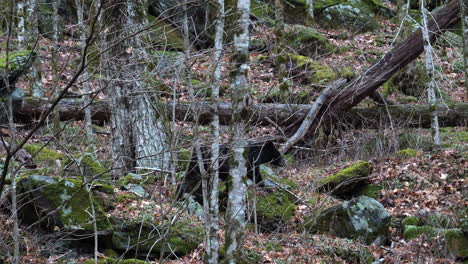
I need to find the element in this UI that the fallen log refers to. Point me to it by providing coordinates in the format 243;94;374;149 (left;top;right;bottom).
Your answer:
10;97;468;128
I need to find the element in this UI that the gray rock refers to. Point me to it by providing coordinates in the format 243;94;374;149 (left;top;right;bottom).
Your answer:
305;196;391;244
319;0;379;32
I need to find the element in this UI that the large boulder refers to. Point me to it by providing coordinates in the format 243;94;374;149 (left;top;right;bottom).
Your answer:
319;0;380;33
250;166;297;232
319;160;372;199
283;25;336;57
111;221;203;258
305;196;391;244
17;175;112;232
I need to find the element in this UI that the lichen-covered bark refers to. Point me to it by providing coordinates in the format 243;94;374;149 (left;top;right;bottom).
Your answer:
105;0;169;176
208;0;225;262
225;0;250;263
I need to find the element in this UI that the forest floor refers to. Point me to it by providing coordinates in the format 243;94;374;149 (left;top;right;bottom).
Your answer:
1;6;467;264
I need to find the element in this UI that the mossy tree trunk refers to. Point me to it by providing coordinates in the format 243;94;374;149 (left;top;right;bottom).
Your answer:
275;0;289;93
225;0;251;263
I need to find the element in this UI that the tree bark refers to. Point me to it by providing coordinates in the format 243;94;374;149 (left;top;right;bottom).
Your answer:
104;0;169;176
11;98;468;128
225;0;250;262
421;0;440;145
462;0;468;93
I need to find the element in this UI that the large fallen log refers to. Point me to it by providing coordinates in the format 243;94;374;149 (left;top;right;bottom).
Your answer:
10;98;468;128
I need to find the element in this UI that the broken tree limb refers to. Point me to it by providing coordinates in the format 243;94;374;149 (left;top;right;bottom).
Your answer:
280;79;346;154
9;97;468;128
327;0;461;113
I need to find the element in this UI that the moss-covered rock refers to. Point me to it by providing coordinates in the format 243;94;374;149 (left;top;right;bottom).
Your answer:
357;184;382;199
23;144;64;167
147;15;185;51
111;221;203;257
63;153;110;178
396;149;418;159
252;190;296;232
403;216;420;227
278;54;337;85
283;25;335;57
404;225;467;258
319;0;380;33
0;50;33;71
83;257;150;264
305;196;391;244
117;173;144;187
319;160;372;198
17;175;112;231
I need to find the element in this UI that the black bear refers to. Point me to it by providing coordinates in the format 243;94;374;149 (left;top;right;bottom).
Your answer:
176;140;285;204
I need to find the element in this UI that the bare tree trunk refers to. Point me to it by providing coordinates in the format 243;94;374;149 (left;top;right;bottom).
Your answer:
17;0;42;97
462;0;468;94
52;0;62;138
306;0;314;24
421;0;440;146
274;0;288;93
105;0;169;176
225;0;250;263
208;0;225;262
76;0;94;141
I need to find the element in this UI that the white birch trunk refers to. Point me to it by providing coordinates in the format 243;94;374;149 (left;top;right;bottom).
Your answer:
208;0;225;262
421;0;440;146
225;0;250;263
75;0;93;140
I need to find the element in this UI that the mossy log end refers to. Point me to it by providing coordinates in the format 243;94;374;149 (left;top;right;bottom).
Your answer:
9;98;468;128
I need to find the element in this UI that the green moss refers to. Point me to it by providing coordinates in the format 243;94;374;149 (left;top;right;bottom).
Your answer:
446;230;468;258
358;184;382;199
403;225;441;240
63;153;109;178
283;25;335;56
116;193;139;202
403;216;420;227
18;176;111;231
23;144;64;164
321;161;371;185
264;241;284;252
146;16;184;50
396;149;418;159
254;190;296;231
112;222;203;257
117;173;143;187
0;50;33;70
397;96;418;104
278;54;337;85
339;67;356;79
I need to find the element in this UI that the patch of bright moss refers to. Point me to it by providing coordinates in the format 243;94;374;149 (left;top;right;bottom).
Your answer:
321;161;371;185
358;184;382;199
18;175;112;231
112;222;203;257
116;193;139;202
396;149;418;159
254;190;296;231
278;54;337;84
23;144;64;164
446;229;468;258
403;225;441;240
403;216;420;227
63;153;109;178
117;173;144;187
284;25;335;56
0;50;33;70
